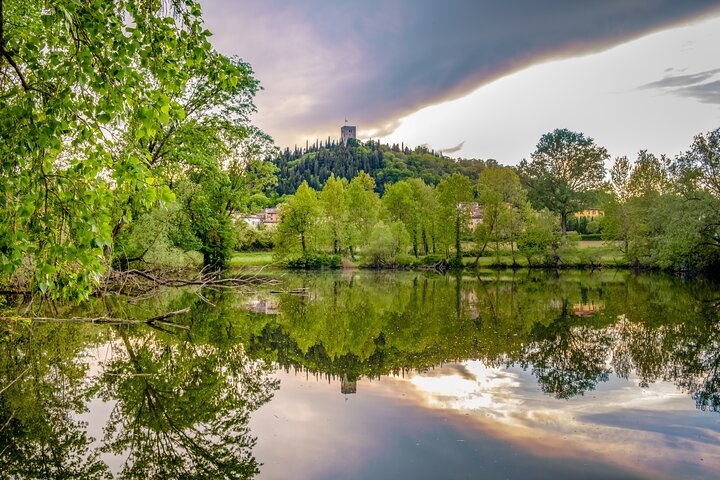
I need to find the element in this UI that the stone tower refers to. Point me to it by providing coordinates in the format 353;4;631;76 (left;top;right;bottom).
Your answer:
341;124;356;146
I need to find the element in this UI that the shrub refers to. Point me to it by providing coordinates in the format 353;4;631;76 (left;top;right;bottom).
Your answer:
286;253;341;269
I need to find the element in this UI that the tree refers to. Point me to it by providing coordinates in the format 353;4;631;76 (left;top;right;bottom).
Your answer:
364;221;409;267
345;171;380;259
437;174;473;261
320;174;348;254
0;0;258;297
473;166;526;266
520;129;608;234
517;209;561;266
602;152;668;257
382;181;422;257
275;181;319;256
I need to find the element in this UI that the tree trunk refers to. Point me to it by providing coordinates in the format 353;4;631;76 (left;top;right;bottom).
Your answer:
561;212;568;235
455;213;462;260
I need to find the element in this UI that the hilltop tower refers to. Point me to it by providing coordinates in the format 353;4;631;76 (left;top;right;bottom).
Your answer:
341;124;356;146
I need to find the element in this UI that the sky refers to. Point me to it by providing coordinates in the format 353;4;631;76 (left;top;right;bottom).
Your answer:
201;1;720;164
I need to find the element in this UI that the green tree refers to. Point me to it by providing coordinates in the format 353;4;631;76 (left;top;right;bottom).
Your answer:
473;166;526;266
364;221;409;267
0;0;261;297
345;171;380;259
275;181;319;256
437;174;473;260
520;129;608;234
382;180;424;257
516;209;562;266
320;174;348;254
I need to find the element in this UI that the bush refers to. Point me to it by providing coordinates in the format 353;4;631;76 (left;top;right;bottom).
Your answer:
286;253;341;269
446;256;465;270
363;221;408;268
421;254;445;265
580;234;602;241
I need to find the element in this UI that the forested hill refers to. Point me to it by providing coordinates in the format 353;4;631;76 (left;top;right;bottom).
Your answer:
272;139;486;194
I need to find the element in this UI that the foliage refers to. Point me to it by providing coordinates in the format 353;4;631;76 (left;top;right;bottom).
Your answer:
437;174;473;260
474;166;527;265
363;221;409;267
274;181;319;257
272;140;486;195
285;252;341;269
345;171;381;258
0;0;273;296
519;129;608;234
319;174;348;254
517;209;562;266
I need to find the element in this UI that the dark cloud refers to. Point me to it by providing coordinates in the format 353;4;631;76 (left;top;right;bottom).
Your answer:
639;68;720;104
201;0;720;147
639;68;720;89
677;79;720;104
439;141;466;155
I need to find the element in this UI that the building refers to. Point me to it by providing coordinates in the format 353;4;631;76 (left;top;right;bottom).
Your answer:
237;207;281;229
574;208;603;219
458;202;484;231
262;207;280;226
341;125;356;146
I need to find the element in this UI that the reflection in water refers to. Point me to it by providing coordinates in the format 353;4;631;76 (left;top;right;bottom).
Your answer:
0;301;278;479
243;271;720;413
1;270;719;478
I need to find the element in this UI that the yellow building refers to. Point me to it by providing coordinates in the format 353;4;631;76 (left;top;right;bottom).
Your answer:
574;208;603;219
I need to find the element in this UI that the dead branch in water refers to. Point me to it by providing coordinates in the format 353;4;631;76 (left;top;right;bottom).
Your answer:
0;307;191;328
105;268;280;296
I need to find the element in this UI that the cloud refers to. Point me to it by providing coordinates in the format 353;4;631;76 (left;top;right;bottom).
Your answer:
438;141;466;155
639;68;720;104
639;68;720;89
678;79;720;103
202;1;720;147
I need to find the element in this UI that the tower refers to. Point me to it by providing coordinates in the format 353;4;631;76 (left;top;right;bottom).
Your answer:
341;124;356;146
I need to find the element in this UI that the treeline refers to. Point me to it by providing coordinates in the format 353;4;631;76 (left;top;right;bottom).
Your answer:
272;139;486;195
270;127;720;272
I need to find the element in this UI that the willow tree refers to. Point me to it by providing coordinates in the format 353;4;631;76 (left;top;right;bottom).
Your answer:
520;129;608;234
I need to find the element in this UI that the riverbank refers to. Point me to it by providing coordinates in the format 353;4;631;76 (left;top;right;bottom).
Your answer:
229;241;630;270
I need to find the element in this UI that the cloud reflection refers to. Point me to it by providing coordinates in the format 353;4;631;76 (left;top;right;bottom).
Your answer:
392;360;720;479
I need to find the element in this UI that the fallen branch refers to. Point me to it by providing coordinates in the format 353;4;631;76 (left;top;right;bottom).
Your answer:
0;307;191;326
105;268;281;294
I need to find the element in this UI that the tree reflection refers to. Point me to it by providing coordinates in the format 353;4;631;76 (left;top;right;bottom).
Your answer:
98;321;278;480
0;322;110;479
239;270;720;410
0;292;278;479
2;269;720;479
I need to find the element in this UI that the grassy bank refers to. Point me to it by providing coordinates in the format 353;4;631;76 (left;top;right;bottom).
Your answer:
229;252;275;267
229;241;628;270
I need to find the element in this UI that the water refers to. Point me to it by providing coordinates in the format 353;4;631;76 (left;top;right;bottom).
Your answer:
1;270;719;479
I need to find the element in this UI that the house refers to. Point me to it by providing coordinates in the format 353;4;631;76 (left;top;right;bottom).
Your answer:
458;202;484;231
261;207;280;226
237;207;281;229
574;208;603;219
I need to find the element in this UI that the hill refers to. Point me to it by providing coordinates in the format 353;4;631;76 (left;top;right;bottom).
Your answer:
272;139;487;194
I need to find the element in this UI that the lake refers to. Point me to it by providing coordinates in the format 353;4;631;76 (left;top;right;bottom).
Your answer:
1;270;719;479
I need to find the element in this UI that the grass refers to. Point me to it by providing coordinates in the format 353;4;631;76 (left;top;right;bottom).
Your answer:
229;251;275;267
229;241;628;270
464;241;626;268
